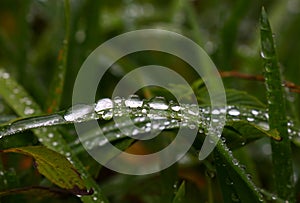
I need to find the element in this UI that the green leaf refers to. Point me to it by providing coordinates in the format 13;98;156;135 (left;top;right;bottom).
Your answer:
193;80;265;108
2;146;89;195
224;121;281;149
172;181;185;203
46;0;70;113
224;89;265;108
260;7;295;202
214;141;265;203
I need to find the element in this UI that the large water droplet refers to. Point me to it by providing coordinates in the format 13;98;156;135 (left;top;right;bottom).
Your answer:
228;108;240;116
64;104;94;122
148;97;169;110
125;95;143;108
95;98;113;113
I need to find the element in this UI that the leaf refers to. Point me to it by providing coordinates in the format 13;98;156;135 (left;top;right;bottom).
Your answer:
2;146;90;195
45;0;70;113
193;79;265;108
224;121;281;149
214;141;265;203
260;7;295;201
224;89;266;108
172;181;185;203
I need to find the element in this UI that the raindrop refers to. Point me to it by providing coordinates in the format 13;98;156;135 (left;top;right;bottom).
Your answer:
125;95;143;108
64;104;94;122
231;193;240;202
24;107;35;115
48;133;54;138
148;97;169;110
212;109;220;115
232;158;239;166
95;98;114;113
251;109;259;116
228;109;240;116
171;105;181;112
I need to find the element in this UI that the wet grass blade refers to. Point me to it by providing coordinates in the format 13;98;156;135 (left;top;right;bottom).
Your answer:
46;0;70;113
0;68;109;203
214;141;265;202
260;7;295;202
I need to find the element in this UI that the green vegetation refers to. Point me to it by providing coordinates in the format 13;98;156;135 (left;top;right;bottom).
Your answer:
1;0;300;202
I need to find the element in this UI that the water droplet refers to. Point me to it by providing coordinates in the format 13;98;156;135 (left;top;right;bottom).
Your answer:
206;170;215;178
52;142;58;146
247;117;255;122
228;109;240;116
251;109;259;116
125;95;143;108
0;72;10;79
231;193;240;202
102;110;113;120
64;104;94;122
232;158;239;166
48;133;54;138
271;195;277;200
212;109;220;115
93;197;98;201
24;107;35;115
95;98;113;113
148;97;168;110
171;104;181;112
225;177;233;185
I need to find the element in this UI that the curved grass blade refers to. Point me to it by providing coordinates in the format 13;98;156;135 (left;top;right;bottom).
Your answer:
260;7;295;202
0;68;109;203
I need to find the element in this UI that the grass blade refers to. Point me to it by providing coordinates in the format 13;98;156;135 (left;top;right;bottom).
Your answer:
215;141;264;202
260;7;295;202
46;0;70;113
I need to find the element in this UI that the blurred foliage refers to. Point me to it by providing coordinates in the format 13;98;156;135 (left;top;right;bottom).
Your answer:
0;0;300;202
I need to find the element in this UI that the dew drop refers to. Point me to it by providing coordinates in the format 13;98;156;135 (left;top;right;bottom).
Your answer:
171;105;181;112
231;193;240;202
148;97;168;110
228;109;240;116
24;107;35;115
125;95;143;108
95;98;114;113
232;158;239;166
212;109;220;115
247;117;255;122
48;133;54;138
64;104;94;122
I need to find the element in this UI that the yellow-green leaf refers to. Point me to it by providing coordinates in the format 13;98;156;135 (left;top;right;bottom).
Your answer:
2;146;91;195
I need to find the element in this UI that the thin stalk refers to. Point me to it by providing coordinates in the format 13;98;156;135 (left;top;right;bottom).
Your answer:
46;0;70;113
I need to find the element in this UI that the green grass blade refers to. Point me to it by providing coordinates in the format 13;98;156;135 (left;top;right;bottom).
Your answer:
260;7;295;202
172;181;185;203
0;68;109;203
215;141;265;203
46;0;70;113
